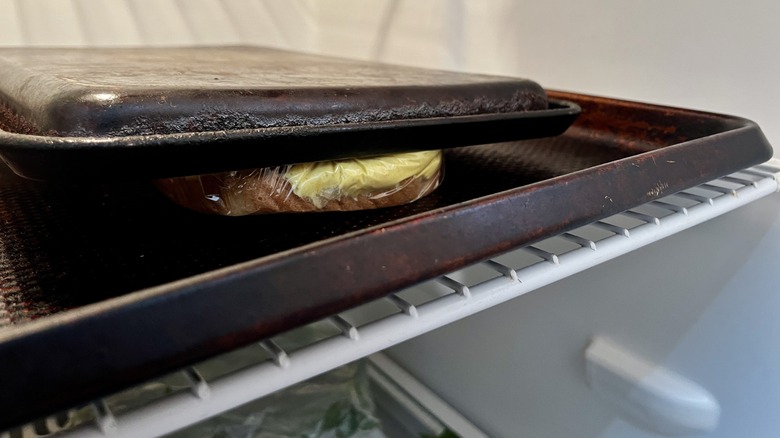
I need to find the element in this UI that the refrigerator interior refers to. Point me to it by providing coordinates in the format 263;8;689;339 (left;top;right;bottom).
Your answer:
5;164;777;437
0;1;779;437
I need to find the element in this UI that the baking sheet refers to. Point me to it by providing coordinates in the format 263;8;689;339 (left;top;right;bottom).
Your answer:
0;46;578;180
0;92;772;429
0;99;578;180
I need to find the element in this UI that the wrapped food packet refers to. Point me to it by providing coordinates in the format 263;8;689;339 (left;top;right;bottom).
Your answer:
58;361;382;437
52;325;385;436
61;360;384;437
154;150;443;216
168;361;383;438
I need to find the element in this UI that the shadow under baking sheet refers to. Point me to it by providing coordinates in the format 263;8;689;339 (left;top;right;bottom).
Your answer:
0;133;630;325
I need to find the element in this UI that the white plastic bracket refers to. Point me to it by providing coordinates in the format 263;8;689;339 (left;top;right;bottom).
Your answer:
585;337;720;436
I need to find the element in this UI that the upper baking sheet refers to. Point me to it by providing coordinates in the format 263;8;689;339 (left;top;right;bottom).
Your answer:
0;46;578;180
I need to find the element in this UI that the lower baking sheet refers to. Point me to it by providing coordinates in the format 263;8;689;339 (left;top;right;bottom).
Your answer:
0;91;772;429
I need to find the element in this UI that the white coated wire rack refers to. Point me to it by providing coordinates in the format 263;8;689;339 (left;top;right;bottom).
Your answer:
7;159;780;438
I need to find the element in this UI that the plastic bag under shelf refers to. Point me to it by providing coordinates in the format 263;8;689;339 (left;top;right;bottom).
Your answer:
168;361;383;438
57;360;383;437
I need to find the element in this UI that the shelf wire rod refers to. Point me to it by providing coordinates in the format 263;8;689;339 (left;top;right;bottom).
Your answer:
2;429;21;438
649;200;688;215
183;367;210;400
386;294;419;317
481;259;519;281
720;175;759;188
34;414;69;436
699;183;737;197
90;400;117;436
329;315;360;340
522;246;560;264
736;168;774;179
620;210;661;225
435;276;471;298
54;411;71;429
32;417;50;436
725;178;772;199
674;191;714;205
560;232;597;250
259;340;290;369
592;221;631;237
755;162;780;173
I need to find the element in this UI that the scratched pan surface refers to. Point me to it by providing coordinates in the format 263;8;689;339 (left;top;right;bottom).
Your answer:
0;46;578;181
0;91;772;429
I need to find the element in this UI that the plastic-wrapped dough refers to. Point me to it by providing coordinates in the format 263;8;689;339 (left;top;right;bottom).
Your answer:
155;150;443;216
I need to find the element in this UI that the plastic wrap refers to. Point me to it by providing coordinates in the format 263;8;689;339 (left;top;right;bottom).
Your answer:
51;323;387;436
169;361;383;438
154;151;443;216
61;359;384;437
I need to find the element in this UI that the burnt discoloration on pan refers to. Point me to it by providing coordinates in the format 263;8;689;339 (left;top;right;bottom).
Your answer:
0;46;548;137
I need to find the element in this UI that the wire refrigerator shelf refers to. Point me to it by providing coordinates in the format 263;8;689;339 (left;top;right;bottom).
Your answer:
6;159;780;438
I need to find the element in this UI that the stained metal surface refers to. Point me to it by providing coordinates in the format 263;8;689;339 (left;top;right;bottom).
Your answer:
0;92;772;429
0;99;578;181
0;46;579;181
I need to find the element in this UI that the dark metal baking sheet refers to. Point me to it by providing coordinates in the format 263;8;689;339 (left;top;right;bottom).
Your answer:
0;46;578;181
0;46;553;136
0;99;579;181
0;92;772;429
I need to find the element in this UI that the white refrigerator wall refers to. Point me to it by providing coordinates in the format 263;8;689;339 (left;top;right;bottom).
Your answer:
310;0;780;155
0;1;778;436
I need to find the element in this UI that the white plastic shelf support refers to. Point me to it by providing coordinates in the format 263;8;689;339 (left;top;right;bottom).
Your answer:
586;337;720;436
33;161;780;438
